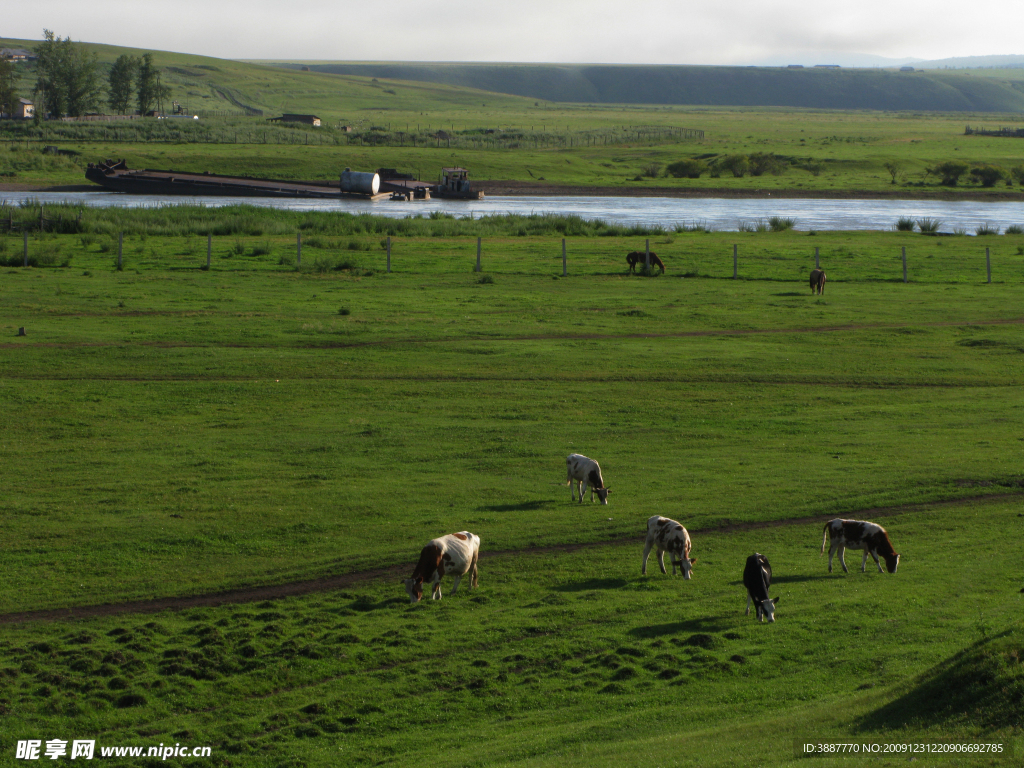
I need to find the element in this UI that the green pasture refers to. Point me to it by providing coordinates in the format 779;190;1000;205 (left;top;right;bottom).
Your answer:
1;213;1023;765
1;501;1022;767
1;30;1023;194
3;106;1023;195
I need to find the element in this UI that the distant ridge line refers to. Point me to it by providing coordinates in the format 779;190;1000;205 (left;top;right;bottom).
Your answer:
270;62;1024;112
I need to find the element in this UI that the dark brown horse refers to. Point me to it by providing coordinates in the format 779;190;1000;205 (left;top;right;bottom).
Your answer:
626;251;665;274
809;268;826;295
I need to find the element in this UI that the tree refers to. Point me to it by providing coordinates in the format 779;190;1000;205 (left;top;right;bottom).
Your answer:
748;152;786;177
883;161;904;184
34;29;102;118
929;161;969;187
969;164;1005;188
717;154;750;178
136;54;171;116
666;159;707;178
0;58;18;117
108;54;139;115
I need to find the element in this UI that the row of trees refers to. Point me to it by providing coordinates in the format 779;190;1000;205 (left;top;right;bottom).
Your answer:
30;30;171;119
663;153;788;179
108;53;171;116
926;161;1024;188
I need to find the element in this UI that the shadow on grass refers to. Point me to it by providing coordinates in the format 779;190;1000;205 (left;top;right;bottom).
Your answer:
628;616;735;637
772;291;807;296
477;500;554;512
855;625;1024;733
348;597;407;612
771;574;830;584
553;578;628;592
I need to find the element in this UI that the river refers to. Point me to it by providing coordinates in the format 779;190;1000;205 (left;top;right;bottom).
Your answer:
2;191;1023;233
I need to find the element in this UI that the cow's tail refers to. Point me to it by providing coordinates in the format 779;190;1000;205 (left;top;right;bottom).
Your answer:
820;522;831;554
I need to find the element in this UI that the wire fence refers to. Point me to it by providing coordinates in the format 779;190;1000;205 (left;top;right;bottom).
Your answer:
3;226;1022;284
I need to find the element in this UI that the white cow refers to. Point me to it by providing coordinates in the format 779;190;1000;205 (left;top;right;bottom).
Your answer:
642;516;696;579
565;454;610;504
403;532;480;603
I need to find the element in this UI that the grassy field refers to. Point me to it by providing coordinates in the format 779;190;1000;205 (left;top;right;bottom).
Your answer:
1;36;1023;195
1;212;1023;764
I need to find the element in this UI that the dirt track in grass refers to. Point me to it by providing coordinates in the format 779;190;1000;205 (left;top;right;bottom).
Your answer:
1;492;1019;625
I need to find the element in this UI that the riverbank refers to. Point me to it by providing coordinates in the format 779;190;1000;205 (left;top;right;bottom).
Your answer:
476;180;1024;201
5;180;1022;203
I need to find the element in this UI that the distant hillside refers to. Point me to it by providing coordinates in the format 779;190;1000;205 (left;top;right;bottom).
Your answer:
268;62;1024;112
917;54;1024;69
0;36;539;121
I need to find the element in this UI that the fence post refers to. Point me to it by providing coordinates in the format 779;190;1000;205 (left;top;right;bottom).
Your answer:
118;232;123;270
815;247;819;269
23;230;28;267
902;246;907;283
476;237;481;272
387;236;391;273
733;244;738;279
207;234;212;269
986;247;991;284
562;238;567;277
296;232;301;267
645;238;650;270
40;205;44;233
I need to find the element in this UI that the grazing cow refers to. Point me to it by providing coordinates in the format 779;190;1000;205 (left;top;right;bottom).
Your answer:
626;251;666;274
565;453;610;504
821;519;900;574
403;531;480;603
642;516;696;579
809;268;826;295
743;553;779;623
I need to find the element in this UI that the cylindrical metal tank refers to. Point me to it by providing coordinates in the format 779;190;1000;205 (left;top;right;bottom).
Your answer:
340;168;380;195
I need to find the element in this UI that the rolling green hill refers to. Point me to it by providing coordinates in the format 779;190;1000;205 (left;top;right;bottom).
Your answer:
268;61;1024;112
0;36;541;121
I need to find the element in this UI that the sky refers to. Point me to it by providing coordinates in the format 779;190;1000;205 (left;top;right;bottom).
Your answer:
5;0;1023;65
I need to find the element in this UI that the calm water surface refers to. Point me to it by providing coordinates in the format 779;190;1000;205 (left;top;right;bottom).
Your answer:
2;191;1023;233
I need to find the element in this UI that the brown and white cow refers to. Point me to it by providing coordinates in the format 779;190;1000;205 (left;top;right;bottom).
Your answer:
642;516;696;579
743;553;779;623
403;531;480;602
820;518;900;574
810;268;826;295
565;454;610;504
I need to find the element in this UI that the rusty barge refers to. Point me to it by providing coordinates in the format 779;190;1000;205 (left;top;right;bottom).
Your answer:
85;160;390;200
85;160;484;201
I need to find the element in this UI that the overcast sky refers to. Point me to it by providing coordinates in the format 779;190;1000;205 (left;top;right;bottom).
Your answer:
5;0;1022;65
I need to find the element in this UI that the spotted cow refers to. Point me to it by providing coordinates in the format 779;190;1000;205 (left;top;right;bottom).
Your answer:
403;531;480;603
810;268;826;295
743;553;779;623
642;516;696;579
565;454;610;504
820;518;900;574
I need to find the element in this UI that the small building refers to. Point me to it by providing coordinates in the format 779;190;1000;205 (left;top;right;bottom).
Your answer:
0;48;35;61
269;114;321;127
900;66;915;72
787;64;804;69
15;98;34;119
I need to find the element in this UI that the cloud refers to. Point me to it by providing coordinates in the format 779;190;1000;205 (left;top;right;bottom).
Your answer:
6;0;1023;63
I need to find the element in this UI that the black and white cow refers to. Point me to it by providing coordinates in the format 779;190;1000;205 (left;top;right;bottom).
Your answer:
743;553;779;623
642;516;696;579
820;518;900;574
565;454;610;504
403;531;480;603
